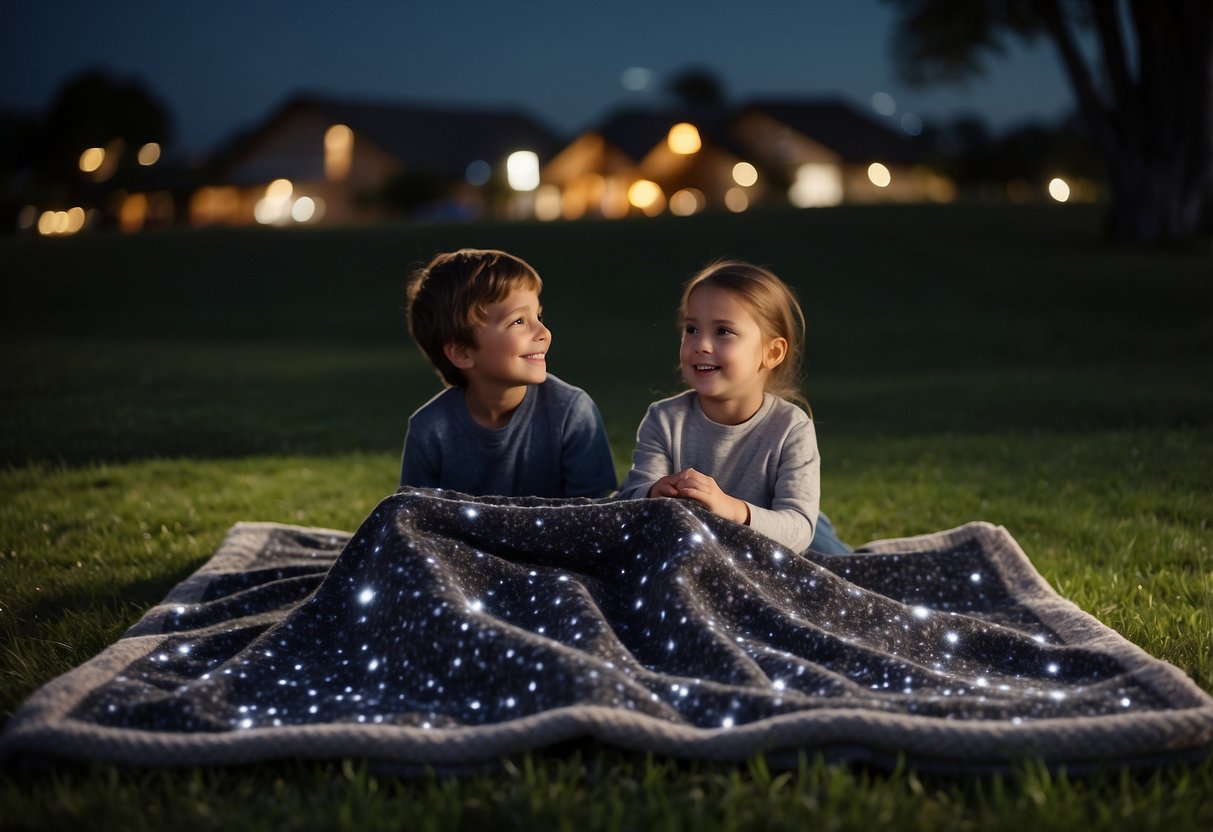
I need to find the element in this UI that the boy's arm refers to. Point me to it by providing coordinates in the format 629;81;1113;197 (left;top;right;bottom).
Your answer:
559;393;617;498
614;405;673;500
399;420;442;490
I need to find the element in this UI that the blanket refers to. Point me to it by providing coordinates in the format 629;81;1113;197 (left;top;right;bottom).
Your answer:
3;489;1211;773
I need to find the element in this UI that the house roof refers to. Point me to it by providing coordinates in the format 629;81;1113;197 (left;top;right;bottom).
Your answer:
221;95;564;179
738;98;922;164
591;107;742;162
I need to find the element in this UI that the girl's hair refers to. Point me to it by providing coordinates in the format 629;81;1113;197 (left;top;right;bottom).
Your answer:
680;260;810;410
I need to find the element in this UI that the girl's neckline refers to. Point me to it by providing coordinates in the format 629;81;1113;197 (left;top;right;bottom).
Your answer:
692;391;772;429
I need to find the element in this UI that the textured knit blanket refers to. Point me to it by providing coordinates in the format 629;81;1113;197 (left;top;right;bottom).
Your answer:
3;489;1211;773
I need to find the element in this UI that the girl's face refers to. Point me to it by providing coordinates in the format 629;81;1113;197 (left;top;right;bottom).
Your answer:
680;284;786;424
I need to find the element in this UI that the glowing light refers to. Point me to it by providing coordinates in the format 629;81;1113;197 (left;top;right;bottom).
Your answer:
79;147;105;173
669;188;704;217
724;187;749;212
65;206;86;233
789;164;843;208
1048;177;1071;202
324;124;353;181
465;159;491;186
667;123;701;155
120;194;148;233
732;162;758;187
306;197;326;223
506;150;540;191
601;178;630;219
266;178;293;201
137;143;161;166
627;179;663;211
358;588;375;605
621;67;653;91
867;163;891;188
254;198;283;225
37;206;88;237
872;92;896;116
189;186;242;227
291;196;316;223
561;188;587;220
534;184;562;220
17;205;37;230
900;113;923;136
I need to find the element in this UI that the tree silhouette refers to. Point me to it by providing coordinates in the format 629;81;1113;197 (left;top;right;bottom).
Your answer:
882;0;1212;244
667;67;727;110
39;68;173;181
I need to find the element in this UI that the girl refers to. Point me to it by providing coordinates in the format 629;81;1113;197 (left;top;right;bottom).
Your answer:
616;261;849;554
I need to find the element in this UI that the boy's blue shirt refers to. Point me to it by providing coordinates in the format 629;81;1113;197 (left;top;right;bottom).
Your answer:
399;374;617;498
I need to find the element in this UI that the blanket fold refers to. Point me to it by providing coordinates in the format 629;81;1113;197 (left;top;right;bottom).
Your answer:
3;489;1211;772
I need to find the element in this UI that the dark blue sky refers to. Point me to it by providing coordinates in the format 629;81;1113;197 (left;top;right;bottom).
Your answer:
2;0;1076;158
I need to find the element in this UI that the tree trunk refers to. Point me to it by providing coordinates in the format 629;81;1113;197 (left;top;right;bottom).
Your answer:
1101;151;1212;243
1037;0;1213;244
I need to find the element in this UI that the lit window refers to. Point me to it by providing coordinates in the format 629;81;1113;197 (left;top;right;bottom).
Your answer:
732;162;758;187
868;163;891;188
534;185;562;221
79;147;105;173
789;164;843;208
724;187;749;212
1048;178;1071;202
667;123;701;155
137;143;161;166
506;151;540;191
669;188;704;217
324;124;353;181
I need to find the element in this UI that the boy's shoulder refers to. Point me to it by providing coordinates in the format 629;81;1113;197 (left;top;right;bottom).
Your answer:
534;373;589;404
407;386;465;433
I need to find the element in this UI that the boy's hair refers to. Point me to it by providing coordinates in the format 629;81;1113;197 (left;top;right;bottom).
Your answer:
406;248;542;387
680;260;810;410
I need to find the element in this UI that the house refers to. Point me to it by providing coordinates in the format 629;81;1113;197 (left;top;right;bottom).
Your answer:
537;97;946;219
540;107;769;218
190;95;563;227
731;99;951;205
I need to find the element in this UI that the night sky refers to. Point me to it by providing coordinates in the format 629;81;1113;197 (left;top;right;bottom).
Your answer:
2;0;1076;158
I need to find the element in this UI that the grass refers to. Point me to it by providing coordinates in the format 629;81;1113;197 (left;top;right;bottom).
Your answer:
1;204;1211;829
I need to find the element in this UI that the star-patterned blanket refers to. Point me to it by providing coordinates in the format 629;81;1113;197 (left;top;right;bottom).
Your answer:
3;489;1211;772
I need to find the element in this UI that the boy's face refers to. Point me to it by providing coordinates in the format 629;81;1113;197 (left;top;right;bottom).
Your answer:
457;288;550;390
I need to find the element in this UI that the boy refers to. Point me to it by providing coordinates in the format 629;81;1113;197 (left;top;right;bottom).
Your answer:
399;248;617;498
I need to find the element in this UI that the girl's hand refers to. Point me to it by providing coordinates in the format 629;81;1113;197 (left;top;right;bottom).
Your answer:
671;468;750;525
648;474;682;498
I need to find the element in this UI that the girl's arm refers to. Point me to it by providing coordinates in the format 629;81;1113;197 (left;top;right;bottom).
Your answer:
615;404;674;500
745;420;820;552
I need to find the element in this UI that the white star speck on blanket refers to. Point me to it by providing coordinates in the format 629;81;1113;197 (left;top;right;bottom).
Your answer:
2;488;1211;772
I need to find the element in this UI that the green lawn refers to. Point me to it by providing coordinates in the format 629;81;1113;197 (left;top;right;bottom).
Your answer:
1;204;1211;829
